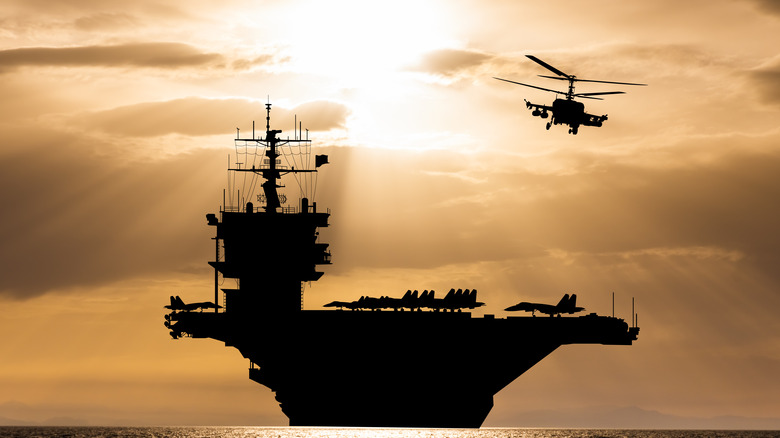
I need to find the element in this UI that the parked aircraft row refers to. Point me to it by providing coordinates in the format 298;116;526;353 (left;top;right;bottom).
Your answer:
324;289;484;311
504;293;584;316
164;295;222;312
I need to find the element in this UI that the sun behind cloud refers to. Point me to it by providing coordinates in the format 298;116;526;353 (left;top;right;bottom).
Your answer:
280;0;456;84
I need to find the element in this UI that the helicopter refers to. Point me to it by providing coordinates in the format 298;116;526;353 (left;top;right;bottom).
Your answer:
494;55;646;135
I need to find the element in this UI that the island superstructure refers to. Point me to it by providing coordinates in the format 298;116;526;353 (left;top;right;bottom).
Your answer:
164;102;640;428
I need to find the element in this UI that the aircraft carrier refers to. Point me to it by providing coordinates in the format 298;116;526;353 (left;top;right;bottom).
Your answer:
164;103;640;428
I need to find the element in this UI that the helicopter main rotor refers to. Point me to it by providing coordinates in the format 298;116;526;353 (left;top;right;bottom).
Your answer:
492;77;624;100
496;55;646;100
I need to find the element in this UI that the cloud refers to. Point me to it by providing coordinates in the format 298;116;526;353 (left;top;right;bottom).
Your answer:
319;131;780;292
75;98;350;137
72;12;140;31
0;2;209;46
0;98;349;298
0;127;226;299
407;42;728;92
0;42;220;68
748;56;780;106
231;54;279;71
750;0;780;15
408;48;494;77
289;100;352;132
0;43;225;71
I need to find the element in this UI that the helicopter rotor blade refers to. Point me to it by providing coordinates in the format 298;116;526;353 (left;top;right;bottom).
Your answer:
538;75;570;81
573;78;647;86
575;95;604;100
493;77;564;95
538;74;646;87
526;55;570;78
575;91;626;97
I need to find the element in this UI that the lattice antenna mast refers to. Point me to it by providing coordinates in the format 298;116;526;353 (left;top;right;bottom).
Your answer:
266;101;271;132
261;102;283;213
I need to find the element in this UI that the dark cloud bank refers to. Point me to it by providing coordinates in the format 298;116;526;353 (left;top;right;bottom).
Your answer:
0;43;221;70
78;98;350;137
0;42;280;73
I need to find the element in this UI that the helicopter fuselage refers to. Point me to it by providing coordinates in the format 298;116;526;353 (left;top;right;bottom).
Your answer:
552;98;585;125
526;98;606;135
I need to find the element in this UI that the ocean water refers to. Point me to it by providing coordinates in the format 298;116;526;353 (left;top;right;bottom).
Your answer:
0;428;777;438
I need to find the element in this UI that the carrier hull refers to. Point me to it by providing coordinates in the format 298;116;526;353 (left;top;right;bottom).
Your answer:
172;309;637;427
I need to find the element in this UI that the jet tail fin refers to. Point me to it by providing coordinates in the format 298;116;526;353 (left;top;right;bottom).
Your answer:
422;290;435;307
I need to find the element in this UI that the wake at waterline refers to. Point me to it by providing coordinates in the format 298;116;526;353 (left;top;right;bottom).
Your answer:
0;427;778;438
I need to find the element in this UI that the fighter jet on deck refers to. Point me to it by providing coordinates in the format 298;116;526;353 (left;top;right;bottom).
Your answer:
164;295;222;312
427;289;485;311
324;289;484;311
323;297;365;310
504;293;584;316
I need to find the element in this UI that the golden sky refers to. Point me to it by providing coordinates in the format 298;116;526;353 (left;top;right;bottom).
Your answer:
1;0;780;427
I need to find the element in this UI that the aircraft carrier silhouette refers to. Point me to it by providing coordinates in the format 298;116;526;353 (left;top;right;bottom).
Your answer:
163;102;640;428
